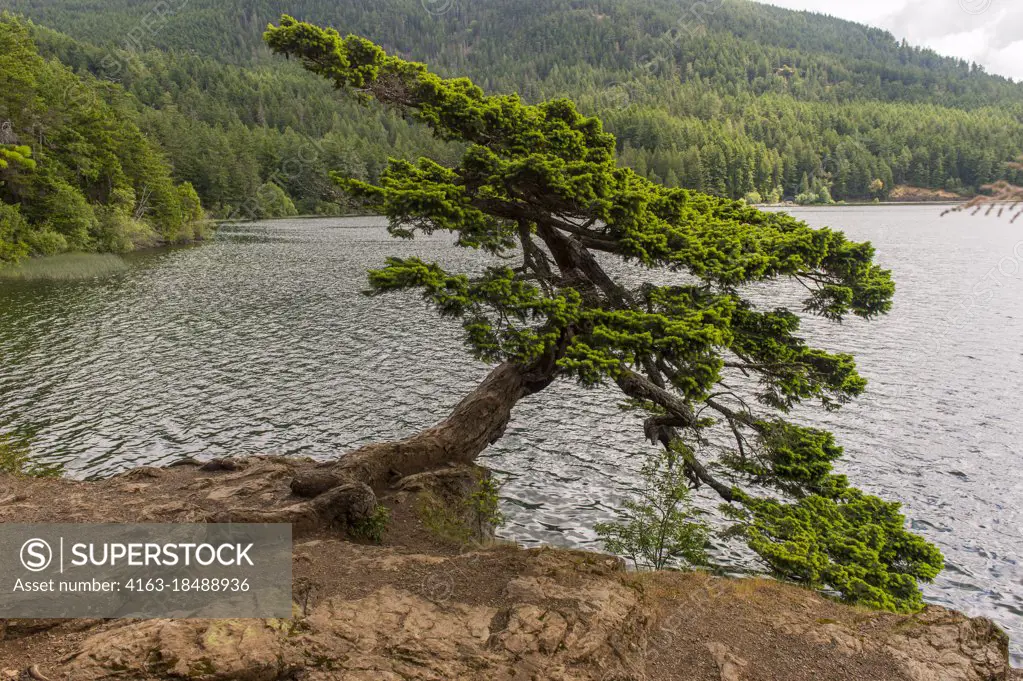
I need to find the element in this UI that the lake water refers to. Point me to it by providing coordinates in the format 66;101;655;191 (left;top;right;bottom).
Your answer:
0;206;1020;662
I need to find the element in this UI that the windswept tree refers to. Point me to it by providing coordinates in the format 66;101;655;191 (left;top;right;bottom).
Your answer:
264;16;942;611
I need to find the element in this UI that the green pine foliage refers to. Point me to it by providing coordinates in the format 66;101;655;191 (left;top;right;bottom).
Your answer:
264;16;943;611
726;490;942;611
0;14;208;265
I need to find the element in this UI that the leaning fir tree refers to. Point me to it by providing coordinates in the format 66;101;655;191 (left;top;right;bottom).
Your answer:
264;16;942;611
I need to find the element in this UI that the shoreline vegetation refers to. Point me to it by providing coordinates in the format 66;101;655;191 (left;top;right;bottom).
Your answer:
0;198;977;279
752;184;972;208
0;15;212;270
0;194;974;276
0;198;971;281
0;252;130;281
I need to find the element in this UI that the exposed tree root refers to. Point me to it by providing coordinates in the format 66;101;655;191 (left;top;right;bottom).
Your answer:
0;361;553;539
220;359;558;532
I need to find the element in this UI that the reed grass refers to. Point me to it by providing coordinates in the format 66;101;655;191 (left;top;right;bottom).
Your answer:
0;252;129;281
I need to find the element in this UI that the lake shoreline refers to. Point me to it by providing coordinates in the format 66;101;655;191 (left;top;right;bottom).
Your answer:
759;200;967;208
214;203;970;224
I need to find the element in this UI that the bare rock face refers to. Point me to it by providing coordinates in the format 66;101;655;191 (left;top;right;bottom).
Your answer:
705;641;749;681
22;543;1017;681
767;595;1013;681
55;547;645;681
68;619;289;680
881;608;1012;681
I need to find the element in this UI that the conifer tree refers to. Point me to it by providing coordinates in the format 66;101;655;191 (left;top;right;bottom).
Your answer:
265;15;943;611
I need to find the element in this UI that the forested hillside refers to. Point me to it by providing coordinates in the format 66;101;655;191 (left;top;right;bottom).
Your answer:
24;21;461;218
0;15;207;264
2;0;1022;216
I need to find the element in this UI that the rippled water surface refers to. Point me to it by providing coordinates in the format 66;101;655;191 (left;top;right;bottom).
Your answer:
0;207;1020;661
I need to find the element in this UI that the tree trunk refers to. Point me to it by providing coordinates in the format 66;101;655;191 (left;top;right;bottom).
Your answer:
332;360;554;490
231;360;555;530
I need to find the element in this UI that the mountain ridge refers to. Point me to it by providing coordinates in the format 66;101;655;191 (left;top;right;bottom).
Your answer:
1;0;1020;216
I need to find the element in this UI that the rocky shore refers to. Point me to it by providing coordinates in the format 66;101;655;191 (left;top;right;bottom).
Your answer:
0;456;1017;681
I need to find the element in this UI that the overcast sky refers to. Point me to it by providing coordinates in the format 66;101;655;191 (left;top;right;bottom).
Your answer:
758;0;1023;82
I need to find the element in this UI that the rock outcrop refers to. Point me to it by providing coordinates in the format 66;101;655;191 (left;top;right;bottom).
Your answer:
0;458;1017;681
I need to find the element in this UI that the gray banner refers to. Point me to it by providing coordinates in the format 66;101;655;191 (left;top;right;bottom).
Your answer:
0;523;291;618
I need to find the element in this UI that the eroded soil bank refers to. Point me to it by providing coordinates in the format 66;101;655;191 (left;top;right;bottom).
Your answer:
0;456;1017;681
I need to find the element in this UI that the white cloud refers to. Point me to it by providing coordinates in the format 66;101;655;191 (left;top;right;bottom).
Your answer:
758;0;1023;81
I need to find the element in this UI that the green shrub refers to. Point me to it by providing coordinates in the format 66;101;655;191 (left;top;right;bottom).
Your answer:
0;202;29;263
255;181;298;219
596;444;709;571
94;206;159;252
468;473;504;541
416;470;506;545
176;182;205;224
23;227;67;256
349;504;390;544
41;180;98;250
